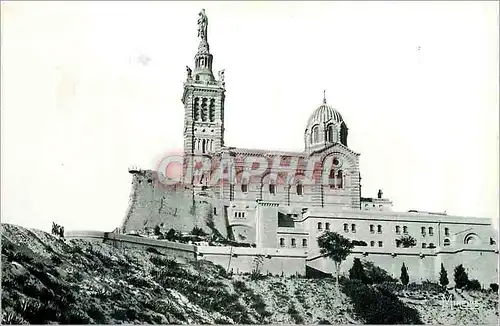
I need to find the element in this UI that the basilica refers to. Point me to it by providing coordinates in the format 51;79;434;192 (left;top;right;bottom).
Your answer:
120;10;498;285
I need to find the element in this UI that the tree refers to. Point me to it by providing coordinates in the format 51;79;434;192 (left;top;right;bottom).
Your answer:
400;263;409;286
317;231;354;293
349;258;368;284
439;263;449;288
396;235;417;248
454;264;469;289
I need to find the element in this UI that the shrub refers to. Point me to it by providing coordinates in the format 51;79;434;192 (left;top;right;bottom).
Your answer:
149;256;179;269
453;264;469;289
190;226;207;237
349;258;369;284
287;305;304;324
153;225;162;236
466;279;481;291
362;261;396;284
50;255;62;265
490;283;499;292
341;280;423;324
146;247;163;255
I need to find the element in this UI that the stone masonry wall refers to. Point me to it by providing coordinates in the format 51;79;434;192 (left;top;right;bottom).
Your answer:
120;170;228;237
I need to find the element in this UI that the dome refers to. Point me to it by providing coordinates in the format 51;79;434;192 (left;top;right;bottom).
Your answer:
304;93;348;151
306;103;344;127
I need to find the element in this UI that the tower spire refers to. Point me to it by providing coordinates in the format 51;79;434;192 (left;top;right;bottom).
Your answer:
323;90;327;104
193;9;215;82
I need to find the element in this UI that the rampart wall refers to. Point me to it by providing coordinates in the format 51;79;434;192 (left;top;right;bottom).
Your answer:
65;231;197;260
197;246;307;276
307;247;499;286
119;169;228;237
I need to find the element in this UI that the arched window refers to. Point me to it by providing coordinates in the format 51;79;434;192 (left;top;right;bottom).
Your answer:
311;125;320;144
336;170;343;188
279;238;285;247
421;226;426;235
340;122;348;146
296;183;303;196
329;169;336;189
213;207;217;215
444;239;451;246
327;124;334;142
202;139;206;154
370;225;374;233
269;182;276;194
395;226;401;234
317;222;322;230
241;179;248;193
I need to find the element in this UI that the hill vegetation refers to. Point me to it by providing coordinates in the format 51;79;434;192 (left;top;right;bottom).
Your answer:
1;224;498;325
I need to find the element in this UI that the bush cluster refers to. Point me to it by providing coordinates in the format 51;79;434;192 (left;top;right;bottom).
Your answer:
341;279;423;324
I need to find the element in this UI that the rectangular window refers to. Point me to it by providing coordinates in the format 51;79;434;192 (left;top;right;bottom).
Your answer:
403;226;408;234
351;224;356;232
444;228;449;236
326;223;330;230
377;225;382;233
421;226;426;235
302;239;307;247
291;238;296;248
279;238;285;247
429;227;434;235
395;226;400;234
378;241;383;247
234;212;237;218
370;225;375;233
343;224;348;232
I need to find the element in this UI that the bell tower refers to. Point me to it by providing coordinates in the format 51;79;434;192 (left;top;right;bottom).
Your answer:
182;9;225;159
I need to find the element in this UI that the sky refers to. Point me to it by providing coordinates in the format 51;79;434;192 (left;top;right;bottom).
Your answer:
1;1;499;232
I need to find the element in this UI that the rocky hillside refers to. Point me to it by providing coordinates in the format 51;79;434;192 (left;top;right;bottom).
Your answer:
1;223;498;324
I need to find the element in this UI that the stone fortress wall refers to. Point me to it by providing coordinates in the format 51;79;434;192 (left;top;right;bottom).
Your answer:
65;230;307;276
119;169;228;237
